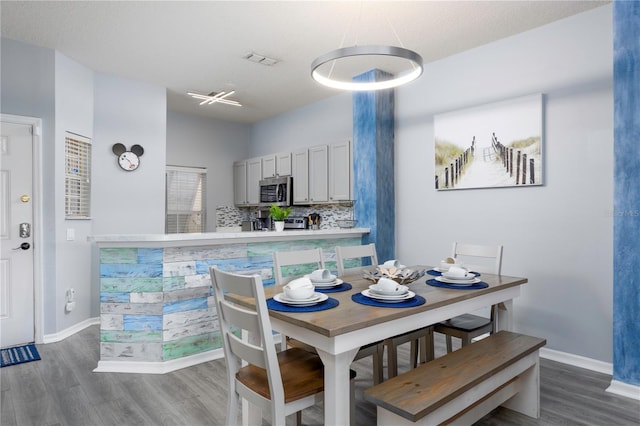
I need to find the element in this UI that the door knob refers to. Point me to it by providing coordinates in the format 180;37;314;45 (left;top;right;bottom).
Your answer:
13;242;30;251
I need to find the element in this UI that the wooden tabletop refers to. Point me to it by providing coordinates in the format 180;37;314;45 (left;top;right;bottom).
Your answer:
227;266;527;338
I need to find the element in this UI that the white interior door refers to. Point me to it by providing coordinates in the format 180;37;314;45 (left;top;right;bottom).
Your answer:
1;121;35;347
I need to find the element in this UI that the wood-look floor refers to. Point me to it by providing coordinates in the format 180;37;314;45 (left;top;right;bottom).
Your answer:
1;325;638;425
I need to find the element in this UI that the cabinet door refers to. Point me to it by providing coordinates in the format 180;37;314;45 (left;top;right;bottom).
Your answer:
309;145;328;203
233;161;247;206
292;149;309;204
329;140;351;201
246;157;262;205
262;155;276;178
276;152;292;176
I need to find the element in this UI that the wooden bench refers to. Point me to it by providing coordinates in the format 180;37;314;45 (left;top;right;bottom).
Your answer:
364;331;546;425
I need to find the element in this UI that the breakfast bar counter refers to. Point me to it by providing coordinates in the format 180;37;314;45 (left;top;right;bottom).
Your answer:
90;228;369;373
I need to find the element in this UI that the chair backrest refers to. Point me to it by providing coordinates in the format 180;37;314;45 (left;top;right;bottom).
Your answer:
335;243;378;276
209;266;284;409
273;248;325;285
452;242;503;275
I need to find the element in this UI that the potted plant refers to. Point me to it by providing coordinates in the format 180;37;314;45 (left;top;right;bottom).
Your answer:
269;204;292;232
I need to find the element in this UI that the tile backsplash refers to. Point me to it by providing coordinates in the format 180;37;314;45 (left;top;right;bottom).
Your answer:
215;204;356;230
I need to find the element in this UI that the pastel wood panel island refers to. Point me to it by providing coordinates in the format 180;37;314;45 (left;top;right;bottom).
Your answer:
90;228;369;373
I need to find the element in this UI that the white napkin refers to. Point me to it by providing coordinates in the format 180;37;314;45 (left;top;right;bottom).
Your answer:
310;269;332;281
446;266;471;278
376;277;400;292
383;260;401;269
286;276;314;289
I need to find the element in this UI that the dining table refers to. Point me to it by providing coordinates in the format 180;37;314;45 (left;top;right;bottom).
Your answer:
228;265;528;426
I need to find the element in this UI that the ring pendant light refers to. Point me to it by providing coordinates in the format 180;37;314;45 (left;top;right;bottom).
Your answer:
311;45;423;91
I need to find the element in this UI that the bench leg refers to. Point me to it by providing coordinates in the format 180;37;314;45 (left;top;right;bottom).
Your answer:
502;355;541;418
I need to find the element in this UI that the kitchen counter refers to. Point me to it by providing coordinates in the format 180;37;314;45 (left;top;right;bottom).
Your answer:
91;227;370;247
92;227;370;373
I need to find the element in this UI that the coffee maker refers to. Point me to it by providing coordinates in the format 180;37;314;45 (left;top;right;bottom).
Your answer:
253;209;271;230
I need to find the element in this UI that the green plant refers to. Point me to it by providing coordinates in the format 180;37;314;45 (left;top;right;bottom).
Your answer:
269;204;292;221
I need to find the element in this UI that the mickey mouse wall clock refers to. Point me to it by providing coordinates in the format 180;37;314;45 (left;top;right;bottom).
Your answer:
112;143;144;171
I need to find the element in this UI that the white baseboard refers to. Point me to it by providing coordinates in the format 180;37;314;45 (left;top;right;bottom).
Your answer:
541;347;640;401
607;380;640;401
42;317;100;344
94;348;225;374
540;347;613;375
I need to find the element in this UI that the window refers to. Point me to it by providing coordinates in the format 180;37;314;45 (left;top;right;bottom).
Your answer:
166;166;207;233
65;132;91;219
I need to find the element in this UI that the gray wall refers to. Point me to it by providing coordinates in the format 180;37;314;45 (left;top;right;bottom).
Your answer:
166;111;250;231
53;51;94;332
92;73;167;235
246;6;614;363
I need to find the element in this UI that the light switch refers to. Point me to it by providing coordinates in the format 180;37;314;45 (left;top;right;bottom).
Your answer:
66;228;75;241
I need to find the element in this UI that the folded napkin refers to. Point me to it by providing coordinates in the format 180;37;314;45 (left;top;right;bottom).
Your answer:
446;266;472;279
286;276;314;289
310;269;332;281
375;277;401;292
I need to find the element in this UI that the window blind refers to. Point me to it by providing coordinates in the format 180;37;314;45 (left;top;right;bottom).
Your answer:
65;132;91;218
166;166;207;233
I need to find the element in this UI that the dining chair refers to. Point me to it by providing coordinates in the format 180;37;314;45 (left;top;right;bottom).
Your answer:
335;243;433;380
335;243;378;276
210;266;355;425
432;242;504;353
273;247;325;285
274;247;385;384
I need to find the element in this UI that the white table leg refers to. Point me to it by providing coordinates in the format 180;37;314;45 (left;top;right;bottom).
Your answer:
495;299;513;331
317;347;359;425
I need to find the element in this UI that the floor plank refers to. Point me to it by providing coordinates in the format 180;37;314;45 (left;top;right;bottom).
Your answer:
0;326;638;425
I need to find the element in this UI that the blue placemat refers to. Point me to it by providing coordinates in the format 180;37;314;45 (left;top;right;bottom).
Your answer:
315;282;352;293
426;278;488;290
427;269;480;277
267;297;339;312
351;292;426;308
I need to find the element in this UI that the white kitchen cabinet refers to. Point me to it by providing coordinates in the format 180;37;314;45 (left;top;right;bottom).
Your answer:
246;157;262;205
233;161;248;206
292;149;309;204
308;145;328;203
329;140;352;201
262;155;276;178
262;152;292;178
234;158;262;206
276;152;292;176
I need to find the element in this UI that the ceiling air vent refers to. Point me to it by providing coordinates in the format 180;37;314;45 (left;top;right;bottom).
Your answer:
244;52;279;66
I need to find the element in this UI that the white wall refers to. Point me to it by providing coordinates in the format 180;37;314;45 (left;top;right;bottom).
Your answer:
92;74;167;235
247;6;614;363
166;111;250;231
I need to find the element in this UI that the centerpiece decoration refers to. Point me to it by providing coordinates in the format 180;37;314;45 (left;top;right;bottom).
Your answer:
269;204;292;232
363;266;426;285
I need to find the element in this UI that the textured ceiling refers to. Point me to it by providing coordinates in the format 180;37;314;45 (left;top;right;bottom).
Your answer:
1;1;608;124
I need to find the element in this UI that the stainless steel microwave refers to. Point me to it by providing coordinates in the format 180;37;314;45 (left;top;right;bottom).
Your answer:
259;176;292;207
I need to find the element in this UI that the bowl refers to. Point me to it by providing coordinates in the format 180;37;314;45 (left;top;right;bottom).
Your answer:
283;283;315;300
336;219;357;228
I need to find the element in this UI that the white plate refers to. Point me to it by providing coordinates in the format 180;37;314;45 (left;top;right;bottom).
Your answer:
312;278;344;288
368;284;408;296
274;292;328;306
361;289;415;302
435;276;481;286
